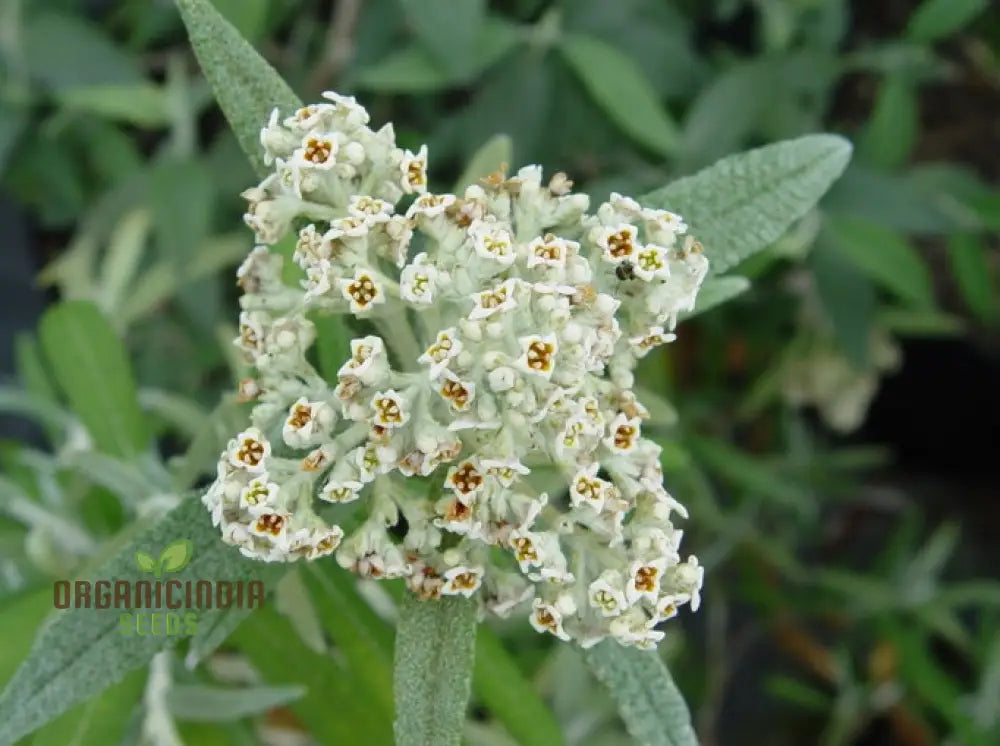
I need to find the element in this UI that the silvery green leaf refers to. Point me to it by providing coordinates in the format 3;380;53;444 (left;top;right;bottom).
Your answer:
583;641;698;746
679;276;751;320
398;0;487;76
0;499;266;745
559;33;680;157
394;594;477;746
39;301;150;459
167;683;305;722
175;0;301;179
643;135;852;274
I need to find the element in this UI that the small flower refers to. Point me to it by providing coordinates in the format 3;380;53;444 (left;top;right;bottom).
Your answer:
439;375;475;412
588;573;627;617
371;390;410;428
307;526;346;559
529;599;570;641
230;428;271;473
569;464;609;512
348;195;393;224
517;334;558;378
400;145;428;194
296;133;339;168
400;254;438;305
471;219;516;266
629;326;676;357
239;477;280;514
605;413;640;454
526;234;576;269
597;224;638;264
441;566;484;597
407;193;455;218
625;559;665;603
469;279;520;320
283;398;335;448
419;329;463;377
340;269;386;313
250;511;291;542
320;479;363;503
446;460;485;498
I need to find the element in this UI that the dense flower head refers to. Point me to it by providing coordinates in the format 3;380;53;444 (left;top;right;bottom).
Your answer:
203;91;709;648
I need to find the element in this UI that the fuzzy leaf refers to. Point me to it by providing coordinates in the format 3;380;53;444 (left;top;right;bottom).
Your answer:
39;301;149;458
473;628;566;746
0;499;267;745
175;0;301;178
559;33;679;156
824;216;935;308
642;135;852;274
394;594;478;746
167;683;305;722
583;642;698;746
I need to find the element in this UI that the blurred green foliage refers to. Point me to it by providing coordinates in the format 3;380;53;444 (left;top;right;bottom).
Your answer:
1;0;999;745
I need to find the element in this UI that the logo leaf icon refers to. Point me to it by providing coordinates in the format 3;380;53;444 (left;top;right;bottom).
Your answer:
157;539;194;575
135;551;157;574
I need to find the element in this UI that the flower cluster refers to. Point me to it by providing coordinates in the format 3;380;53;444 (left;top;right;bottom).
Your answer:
202;91;708;648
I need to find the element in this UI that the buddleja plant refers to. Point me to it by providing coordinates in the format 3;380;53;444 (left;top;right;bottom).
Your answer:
0;1;851;745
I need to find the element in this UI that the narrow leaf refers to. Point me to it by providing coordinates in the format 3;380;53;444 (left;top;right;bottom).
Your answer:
394;594;478;746
356;21;519;93
31;668;146;746
858;77;918;170
455;135;514;193
175;0;301;178
947;233;997;323
584;641;698;746
231;605;393;744
0;499;266;745
56;85;170;127
559;33;679;157
167;683;305;722
301;564;394;715
473;628;566;746
906;0;989;43
398;0;487;76
39;301;149;458
643;135;852;274
812;238;877;368
825;216;935;308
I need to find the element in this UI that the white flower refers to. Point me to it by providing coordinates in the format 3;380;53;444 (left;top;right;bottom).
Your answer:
371;390;410;429
596;223;639;264
400;145;428;194
348;195;393;224
625;558;667;604
229;428;271;473
529;599;570;641
239;477;280;514
517;334;558;378
470;218;516;266
441;566;484;597
340;269;386;313
400;254;438;305
588;572;627;617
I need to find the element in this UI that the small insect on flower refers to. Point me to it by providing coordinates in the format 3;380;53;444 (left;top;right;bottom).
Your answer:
615;260;636;281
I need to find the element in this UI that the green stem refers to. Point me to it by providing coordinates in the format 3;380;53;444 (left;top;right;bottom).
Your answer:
393;593;478;746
